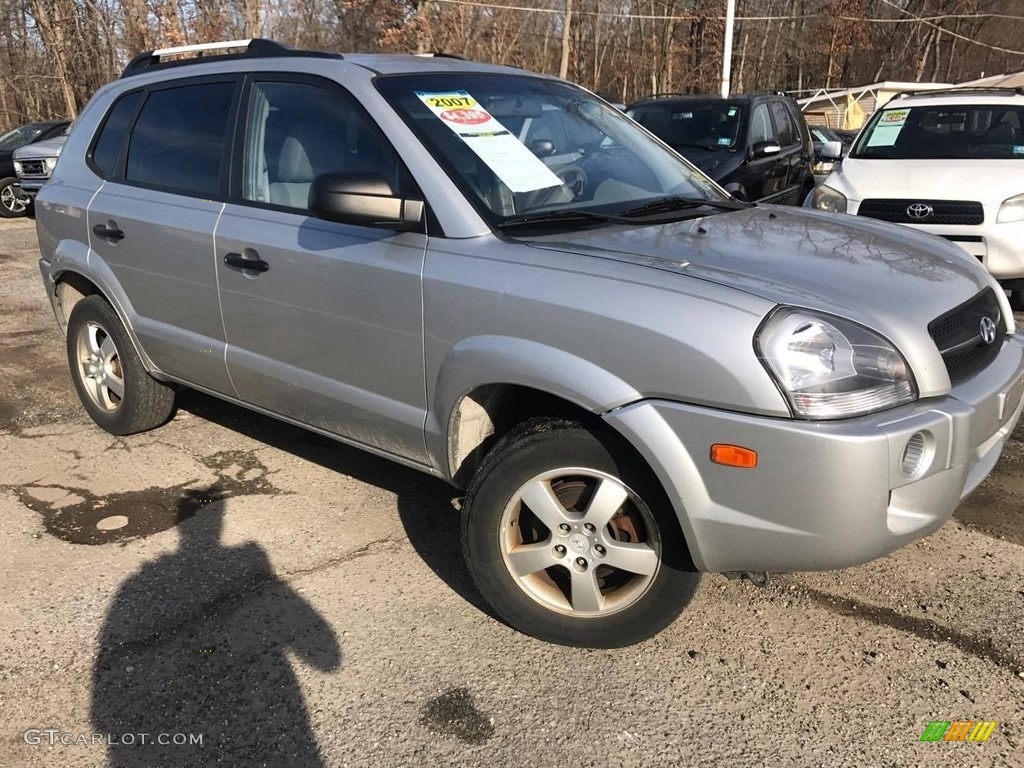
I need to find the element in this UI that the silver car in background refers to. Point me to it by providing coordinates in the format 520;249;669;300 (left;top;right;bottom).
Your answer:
14;130;68;206
33;40;1024;647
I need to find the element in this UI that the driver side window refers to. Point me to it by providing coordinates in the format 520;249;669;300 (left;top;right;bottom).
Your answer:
749;103;775;146
243;80;401;211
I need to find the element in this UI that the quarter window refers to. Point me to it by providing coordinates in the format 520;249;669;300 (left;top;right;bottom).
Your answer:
91;91;142;178
125;82;235;197
769;100;797;146
243;80;400;211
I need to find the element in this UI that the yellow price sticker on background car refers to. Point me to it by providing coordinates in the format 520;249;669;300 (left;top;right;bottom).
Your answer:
415;90;562;193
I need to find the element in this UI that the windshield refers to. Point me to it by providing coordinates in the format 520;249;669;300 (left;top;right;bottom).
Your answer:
0;124;45;151
376;74;727;226
852;103;1024;159
810;126;839;143
627;102;744;150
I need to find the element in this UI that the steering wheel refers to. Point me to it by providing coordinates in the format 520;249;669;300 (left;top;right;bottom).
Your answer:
553;163;588;199
517;162;589;210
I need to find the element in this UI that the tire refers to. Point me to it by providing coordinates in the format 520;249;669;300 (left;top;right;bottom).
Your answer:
66;295;176;435
462;417;700;647
0;176;27;218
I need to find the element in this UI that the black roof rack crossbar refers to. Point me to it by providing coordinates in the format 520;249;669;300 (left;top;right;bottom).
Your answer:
892;86;1024;100
121;38;342;78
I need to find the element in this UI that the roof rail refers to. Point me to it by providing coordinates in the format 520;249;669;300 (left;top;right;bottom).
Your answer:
414;51;469;60
633;92;694;102
892;85;1024;100
121;38;342;78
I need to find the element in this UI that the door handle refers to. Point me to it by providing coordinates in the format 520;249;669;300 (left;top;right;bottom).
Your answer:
223;251;269;273
92;223;124;241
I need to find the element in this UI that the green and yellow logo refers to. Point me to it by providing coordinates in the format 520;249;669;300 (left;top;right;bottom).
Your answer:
920;721;997;742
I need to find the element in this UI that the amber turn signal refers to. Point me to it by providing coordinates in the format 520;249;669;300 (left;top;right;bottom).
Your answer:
710;444;757;468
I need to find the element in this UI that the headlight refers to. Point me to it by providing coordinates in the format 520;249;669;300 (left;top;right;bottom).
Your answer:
812;161;835;175
44;157;58;172
756;308;916;419
13;161;21;174
996;193;1024;223
810;185;847;213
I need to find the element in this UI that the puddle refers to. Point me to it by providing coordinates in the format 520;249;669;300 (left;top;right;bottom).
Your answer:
420;687;494;744
11;450;282;545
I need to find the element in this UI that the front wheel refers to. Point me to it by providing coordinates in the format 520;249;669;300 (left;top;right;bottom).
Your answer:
462;417;700;647
0;176;27;218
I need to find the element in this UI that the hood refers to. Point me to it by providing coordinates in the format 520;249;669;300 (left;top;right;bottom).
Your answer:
13;135;66;160
827;157;1024;205
674;147;737;178
522;205;1009;394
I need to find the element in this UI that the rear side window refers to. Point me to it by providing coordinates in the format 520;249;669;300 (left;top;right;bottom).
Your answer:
769;100;797;146
126;82;234;197
91;91;142;177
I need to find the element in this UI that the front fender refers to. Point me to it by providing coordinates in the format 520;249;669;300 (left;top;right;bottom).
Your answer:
425;335;642;474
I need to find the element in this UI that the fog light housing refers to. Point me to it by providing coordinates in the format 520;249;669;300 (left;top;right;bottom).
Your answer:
900;432;931;479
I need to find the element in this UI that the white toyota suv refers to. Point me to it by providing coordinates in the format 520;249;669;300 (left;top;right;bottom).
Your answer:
810;88;1024;311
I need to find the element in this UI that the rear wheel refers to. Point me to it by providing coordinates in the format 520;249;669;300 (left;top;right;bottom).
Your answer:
462;417;700;647
66;295;176;435
0;177;26;218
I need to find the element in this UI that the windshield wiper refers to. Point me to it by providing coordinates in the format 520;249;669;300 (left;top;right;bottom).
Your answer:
498;209;636;229
617;195;751;217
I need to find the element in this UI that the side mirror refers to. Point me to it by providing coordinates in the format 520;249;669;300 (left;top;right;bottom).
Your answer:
750;141;782;159
820;140;844;161
308;172;423;231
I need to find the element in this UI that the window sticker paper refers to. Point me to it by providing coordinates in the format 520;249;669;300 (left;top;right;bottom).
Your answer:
416;90;562;193
866;109;909;147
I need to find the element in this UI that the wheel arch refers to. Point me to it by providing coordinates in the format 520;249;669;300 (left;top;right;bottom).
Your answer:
50;247;162;376
431;336;644;487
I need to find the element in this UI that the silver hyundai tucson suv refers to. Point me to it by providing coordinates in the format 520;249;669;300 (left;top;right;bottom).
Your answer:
34;40;1024;647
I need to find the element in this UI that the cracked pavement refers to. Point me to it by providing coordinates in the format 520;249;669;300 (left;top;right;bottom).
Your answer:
1;218;1023;767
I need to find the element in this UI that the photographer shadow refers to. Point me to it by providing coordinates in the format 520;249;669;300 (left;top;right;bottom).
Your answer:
91;487;340;766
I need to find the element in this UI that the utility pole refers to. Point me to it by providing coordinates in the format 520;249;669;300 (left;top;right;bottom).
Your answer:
720;0;736;98
559;0;573;80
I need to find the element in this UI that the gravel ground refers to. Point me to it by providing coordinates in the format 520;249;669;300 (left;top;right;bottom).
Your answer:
0;217;1022;767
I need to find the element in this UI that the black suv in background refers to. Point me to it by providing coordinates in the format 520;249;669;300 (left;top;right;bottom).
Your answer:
627;92;814;205
0;120;69;217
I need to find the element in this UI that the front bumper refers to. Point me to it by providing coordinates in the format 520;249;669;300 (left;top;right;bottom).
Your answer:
605;334;1024;573
15;179;45;199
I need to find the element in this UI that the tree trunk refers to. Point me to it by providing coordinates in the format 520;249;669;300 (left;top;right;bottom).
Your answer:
29;0;77;117
244;0;260;38
559;0;573;80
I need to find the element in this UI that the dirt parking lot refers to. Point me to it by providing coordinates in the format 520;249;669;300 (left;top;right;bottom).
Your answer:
0;216;1022;767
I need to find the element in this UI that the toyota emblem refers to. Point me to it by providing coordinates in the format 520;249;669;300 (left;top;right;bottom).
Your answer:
979;316;998;345
906;203;934;219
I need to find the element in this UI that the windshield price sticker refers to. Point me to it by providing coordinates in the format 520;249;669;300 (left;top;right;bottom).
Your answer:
416;90;562;193
867;109;909;147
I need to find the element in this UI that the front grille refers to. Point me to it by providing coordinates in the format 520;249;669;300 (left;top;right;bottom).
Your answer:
18;159;46;177
928;288;1005;383
858;199;984;226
